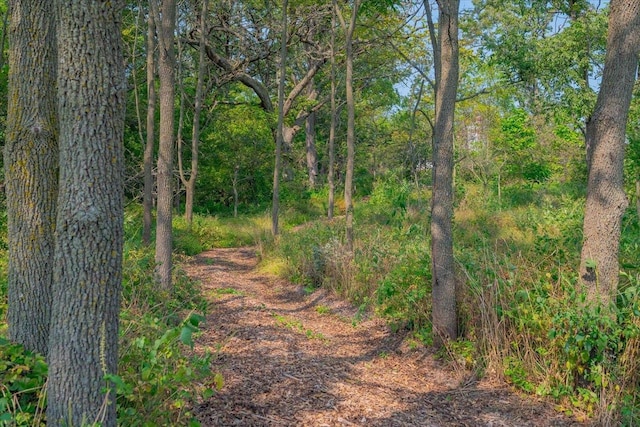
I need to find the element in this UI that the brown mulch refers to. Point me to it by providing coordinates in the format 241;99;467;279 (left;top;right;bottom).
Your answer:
187;247;587;427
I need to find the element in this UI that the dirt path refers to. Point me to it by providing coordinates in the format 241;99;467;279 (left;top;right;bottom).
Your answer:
187;247;584;426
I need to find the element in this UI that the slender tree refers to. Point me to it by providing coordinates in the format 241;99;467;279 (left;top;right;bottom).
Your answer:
328;0;338;219
143;8;157;246
272;0;288;236
305;20;320;189
579;0;640;302
427;0;460;345
47;0;125;424
305;82;319;188
5;0;58;357
153;0;177;290
179;0;208;225
336;0;361;252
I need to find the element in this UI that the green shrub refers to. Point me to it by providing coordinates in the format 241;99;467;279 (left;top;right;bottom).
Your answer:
376;243;431;329
112;312;218;426
0;337;47;426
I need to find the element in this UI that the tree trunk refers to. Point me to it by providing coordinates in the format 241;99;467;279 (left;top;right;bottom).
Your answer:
429;0;460;346
233;165;240;218
5;0;58;357
328;0;337;220
336;0;360;252
579;0;640;303
154;0;177;290
180;0;207;225
272;0;288;236
306;103;319;188
305;28;319;189
47;1;125;425
143;9;156;247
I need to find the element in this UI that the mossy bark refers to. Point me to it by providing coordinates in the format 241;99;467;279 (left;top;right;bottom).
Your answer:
46;1;125;425
5;0;58;357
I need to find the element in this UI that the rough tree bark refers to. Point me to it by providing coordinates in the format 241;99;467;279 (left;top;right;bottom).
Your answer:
47;0;125;425
143;8;157;246
5;0;58;357
579;0;640;302
153;0;177;290
429;0;460;345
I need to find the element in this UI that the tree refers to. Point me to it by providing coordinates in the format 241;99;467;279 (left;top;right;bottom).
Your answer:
336;0;361;252
328;0;338;219
272;0;288;236
178;0;208;225
304;20;320;189
192;1;329;216
579;0;640;302
5;0;58;356
428;0;460;345
46;0;125;424
153;0;177;290
143;8;157;246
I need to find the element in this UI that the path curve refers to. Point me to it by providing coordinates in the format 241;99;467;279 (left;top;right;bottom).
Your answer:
188;247;582;426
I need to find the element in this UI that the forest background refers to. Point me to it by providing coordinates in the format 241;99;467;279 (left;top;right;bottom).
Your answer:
0;0;639;425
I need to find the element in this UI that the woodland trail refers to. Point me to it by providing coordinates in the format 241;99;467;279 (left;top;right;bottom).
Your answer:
187;247;584;427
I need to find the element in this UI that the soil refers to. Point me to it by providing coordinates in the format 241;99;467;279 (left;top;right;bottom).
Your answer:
187;247;587;427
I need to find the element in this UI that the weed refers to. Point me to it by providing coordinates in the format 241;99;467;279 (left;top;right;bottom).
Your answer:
315;305;331;315
0;338;47;426
211;287;244;296
272;314;327;342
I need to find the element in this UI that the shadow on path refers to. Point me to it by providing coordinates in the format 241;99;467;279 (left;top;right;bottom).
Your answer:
187;248;585;427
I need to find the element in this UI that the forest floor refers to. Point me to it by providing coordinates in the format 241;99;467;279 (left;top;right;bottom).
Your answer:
187;247;587;427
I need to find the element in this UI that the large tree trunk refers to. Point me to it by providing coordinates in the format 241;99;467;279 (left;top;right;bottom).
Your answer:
143;9;156;246
579;0;640;302
154;0;177;290
337;0;360;252
5;0;58;357
272;0;288;236
47;1;125;425
430;0;460;346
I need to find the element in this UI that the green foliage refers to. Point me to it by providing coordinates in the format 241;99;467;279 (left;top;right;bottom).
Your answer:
496;109;553;182
260;179;432;332
111;312;217;426
197;101;273;214
375;243;430;329
0;338;47;426
364;176;410;228
504;356;535;393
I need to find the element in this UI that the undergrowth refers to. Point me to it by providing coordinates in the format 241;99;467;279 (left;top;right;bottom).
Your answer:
0;208;232;426
259;177;640;424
